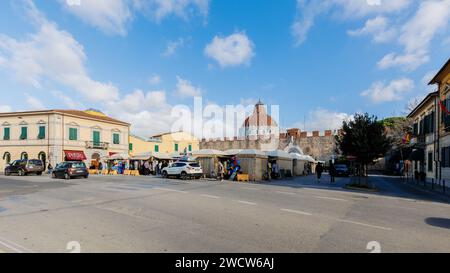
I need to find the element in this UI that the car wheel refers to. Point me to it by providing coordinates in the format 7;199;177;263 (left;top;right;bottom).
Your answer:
180;171;187;180
84;175;89;179
5;170;10;176
162;171;168;178
64;173;71;180
36;172;42;176
51;172;57;179
18;169;25;176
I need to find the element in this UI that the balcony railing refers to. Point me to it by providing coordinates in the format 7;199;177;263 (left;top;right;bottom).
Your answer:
410;135;426;146
85;141;109;150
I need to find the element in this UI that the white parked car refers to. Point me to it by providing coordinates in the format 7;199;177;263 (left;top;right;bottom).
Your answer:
161;162;203;180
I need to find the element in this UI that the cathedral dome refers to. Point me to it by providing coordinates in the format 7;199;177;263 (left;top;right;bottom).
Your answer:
243;100;278;128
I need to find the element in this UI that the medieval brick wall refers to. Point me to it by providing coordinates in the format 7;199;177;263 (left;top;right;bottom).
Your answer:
200;130;336;161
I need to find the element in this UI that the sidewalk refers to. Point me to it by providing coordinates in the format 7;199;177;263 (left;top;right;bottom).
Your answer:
264;172;351;190
401;176;450;197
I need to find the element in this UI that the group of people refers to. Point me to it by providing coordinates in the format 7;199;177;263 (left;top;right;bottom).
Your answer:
136;159;170;176
86;159;172;176
216;156;241;181
267;161;280;180
315;163;336;183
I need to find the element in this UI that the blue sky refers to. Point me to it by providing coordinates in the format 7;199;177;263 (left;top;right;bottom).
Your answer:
0;0;449;137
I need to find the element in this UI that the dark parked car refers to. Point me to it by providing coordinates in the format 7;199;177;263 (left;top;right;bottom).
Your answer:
51;161;88;179
333;164;350;177
4;159;44;176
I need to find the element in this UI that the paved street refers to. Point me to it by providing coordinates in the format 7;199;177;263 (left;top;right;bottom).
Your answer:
0;173;449;253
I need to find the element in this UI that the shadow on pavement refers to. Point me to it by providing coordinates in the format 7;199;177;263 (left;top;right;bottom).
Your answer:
425;217;450;229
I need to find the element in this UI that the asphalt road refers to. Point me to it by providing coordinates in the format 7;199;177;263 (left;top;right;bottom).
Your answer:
0;173;449;253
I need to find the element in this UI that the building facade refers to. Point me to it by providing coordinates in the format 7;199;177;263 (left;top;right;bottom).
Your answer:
407;92;438;180
0;109;130;171
130;131;199;155
430;58;450;181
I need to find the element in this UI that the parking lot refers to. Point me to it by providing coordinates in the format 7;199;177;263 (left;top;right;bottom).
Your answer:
0;173;450;253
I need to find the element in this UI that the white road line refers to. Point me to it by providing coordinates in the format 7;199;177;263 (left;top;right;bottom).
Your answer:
237;200;257;206
0;236;33;253
338;219;392;231
153;187;188;194
314;196;348;202
275;191;296;195
201;194;220;199
280;208;313;216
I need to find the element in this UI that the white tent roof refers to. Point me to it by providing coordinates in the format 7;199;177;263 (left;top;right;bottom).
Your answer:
131;152;172;160
108;153;130;160
192;149;226;157
266;150;292;159
224;149;243;156
290;153;316;163
237;149;267;157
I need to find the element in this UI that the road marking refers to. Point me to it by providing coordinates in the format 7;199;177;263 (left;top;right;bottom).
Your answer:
314;196;348;202
153;187;188;194
0;236;33;253
237;200;257;206
275;191;296;195
280;208;312;216
338;219;392;231
201;194;220;199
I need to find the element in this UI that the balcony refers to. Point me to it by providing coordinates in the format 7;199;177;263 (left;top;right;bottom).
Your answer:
85;141;109;150
410;135;426;147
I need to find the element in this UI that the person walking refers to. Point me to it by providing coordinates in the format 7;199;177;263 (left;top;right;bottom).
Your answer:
218;161;225;181
330;163;335;184
316;163;324;182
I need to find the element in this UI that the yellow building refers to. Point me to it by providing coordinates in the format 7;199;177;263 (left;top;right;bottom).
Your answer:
130;131;199;155
0;109;130;171
429;58;450;181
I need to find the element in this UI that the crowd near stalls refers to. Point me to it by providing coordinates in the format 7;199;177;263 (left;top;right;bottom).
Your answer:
192;148;318;182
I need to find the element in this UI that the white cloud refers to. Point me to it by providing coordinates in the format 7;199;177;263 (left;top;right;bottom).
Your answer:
291;0;411;46
60;0;210;35
0;105;12;113
0;1;119;102
377;0;450;71
361;78;415;103
148;74;162;85
107;89;167;114
204;32;255;68
175;76;202;97
347;16;396;43
24;92;45;109
51;90;85;109
422;70;438;86
139;0;210;22
163;38;185;57
294;108;352;131
60;0;132;36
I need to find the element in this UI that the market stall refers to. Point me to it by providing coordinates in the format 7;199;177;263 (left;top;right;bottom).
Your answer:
192;149;227;178
236;149;268;181
266;150;293;178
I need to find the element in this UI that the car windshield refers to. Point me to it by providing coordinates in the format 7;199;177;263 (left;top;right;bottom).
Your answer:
189;163;200;167
335;165;347;169
71;162;86;168
28;160;42;166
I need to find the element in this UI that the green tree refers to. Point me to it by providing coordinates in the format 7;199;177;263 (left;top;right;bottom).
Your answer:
335;113;392;177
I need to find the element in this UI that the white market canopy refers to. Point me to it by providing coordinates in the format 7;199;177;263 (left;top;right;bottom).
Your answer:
192;149;226;157
266;150;292;159
131;152;172;160
223;149;243;156
107;153;130;160
237;149;268;157
290;153;316;163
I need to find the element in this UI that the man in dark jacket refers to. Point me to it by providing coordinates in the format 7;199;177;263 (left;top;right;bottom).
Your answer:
316;163;324;182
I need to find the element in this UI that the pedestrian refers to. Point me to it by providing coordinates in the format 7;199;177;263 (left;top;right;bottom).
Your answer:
330;163;335;184
47;163;53;174
144;161;150;176
218;161;225;181
158;161;163;175
316;163;323;182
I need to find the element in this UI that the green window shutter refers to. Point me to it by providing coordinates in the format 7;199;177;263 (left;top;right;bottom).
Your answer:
113;133;120;144
69;128;78;141
174;143;179;152
155;145;159;152
38;126;45;139
20;127;27;140
3;128;10;140
129;143;133;151
93;131;100;145
188;144;192;152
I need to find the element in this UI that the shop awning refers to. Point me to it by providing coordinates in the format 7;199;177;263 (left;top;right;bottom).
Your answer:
64;150;87;161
